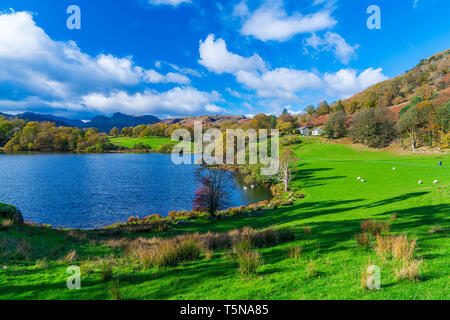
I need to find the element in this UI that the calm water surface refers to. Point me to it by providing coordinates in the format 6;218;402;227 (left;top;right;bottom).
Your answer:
0;153;271;229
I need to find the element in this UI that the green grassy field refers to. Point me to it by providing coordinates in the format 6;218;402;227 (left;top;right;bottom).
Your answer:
109;136;176;149
0;138;448;300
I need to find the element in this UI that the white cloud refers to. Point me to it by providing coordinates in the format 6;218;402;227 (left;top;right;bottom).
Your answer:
199;34;266;74
233;0;250;18
304;32;359;64
240;2;337;41
147;0;191;7
235;68;323;100
0;11;221;116
81;87;221;115
199;34;322;101
324;68;388;97
204;104;226;113
143;70;190;84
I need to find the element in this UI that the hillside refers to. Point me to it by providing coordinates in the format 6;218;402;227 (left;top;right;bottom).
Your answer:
338;49;449;113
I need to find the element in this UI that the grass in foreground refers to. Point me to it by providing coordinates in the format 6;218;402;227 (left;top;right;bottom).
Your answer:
0;138;448;300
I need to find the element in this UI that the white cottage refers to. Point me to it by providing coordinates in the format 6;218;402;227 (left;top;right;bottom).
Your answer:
311;127;323;136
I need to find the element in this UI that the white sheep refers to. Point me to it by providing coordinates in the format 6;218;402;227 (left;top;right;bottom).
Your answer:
357;177;361;180
243;186;248;190
251;185;255;189
433;180;439;184
393;167;396;171
361;179;365;183
418;180;422;185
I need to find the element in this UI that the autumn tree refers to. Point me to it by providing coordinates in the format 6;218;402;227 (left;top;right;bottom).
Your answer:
110;127;120;136
192;167;233;217
349;108;396;148
323;111;347;139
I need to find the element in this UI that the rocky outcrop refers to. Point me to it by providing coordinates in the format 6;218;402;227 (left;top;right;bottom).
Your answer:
0;203;24;225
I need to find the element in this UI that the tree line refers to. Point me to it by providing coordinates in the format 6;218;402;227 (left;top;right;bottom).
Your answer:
0;117;116;153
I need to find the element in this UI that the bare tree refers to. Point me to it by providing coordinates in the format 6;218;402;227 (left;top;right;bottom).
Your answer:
193;167;233;217
279;147;297;192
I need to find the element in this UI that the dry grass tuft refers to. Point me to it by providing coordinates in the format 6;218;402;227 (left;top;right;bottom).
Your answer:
355;232;371;247
393;259;422;281
375;234;417;261
119;227;294;269
361;219;390;236
61;250;77;264
303;226;312;236
0;219;13;231
390;213;398;222
15;240;31;260
287;246;302;259
391;235;416;261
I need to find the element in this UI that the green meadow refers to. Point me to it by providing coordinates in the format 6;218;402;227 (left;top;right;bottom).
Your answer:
109;136;176;150
0;138;448;300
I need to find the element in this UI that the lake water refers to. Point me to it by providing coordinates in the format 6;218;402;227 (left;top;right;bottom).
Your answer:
0;153;271;229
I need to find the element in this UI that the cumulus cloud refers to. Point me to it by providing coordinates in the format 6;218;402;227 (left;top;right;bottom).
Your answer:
81;87;221;115
199;34;322;101
147;0;191;7
0;11;222;116
240;2;337;41
235;68;323;100
198;34;266;74
304;32;359;64
198;34;387;103
324;68;389;97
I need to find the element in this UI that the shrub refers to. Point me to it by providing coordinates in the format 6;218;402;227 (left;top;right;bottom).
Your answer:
349;108;397;148
157;144;174;154
280;135;300;146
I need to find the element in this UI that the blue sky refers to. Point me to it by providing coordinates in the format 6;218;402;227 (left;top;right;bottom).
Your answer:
0;0;449;119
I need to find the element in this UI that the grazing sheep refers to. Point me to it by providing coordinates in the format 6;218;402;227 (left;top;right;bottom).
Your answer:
251;185;255;189
393;167;396;170
433;180;439;184
243;186;247;190
357;177;361;180
418;180;422;185
361;179;365;182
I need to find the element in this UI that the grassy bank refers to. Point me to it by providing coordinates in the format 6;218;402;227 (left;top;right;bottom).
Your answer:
109;137;176;150
0;138;448;300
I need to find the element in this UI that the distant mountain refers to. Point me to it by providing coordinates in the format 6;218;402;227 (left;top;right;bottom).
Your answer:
16;112;85;128
0;112;160;132
84;112;160;132
158;115;246;127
